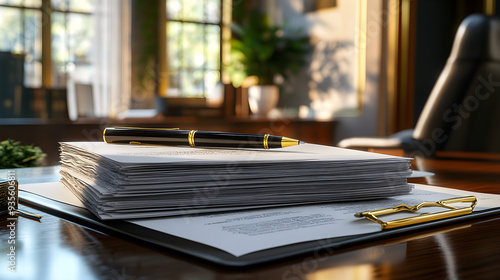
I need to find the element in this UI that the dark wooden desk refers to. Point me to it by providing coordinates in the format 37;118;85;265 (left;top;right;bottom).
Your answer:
1;156;500;280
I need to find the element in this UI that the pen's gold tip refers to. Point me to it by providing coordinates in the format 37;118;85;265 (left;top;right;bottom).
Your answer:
281;137;301;148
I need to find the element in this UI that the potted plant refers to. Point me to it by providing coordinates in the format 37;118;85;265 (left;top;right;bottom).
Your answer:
226;10;311;116
0;139;46;168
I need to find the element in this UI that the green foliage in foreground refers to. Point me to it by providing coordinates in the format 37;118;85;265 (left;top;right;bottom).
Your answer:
0;139;46;168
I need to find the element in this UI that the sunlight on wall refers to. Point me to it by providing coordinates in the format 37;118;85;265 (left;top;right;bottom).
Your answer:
276;0;363;120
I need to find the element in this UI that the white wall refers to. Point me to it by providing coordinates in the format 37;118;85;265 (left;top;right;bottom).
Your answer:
271;0;385;143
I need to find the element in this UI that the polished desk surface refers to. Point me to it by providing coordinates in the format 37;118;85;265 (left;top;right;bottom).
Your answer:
1;156;500;280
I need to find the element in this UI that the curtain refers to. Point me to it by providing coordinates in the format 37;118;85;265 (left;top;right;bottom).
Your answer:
92;0;132;118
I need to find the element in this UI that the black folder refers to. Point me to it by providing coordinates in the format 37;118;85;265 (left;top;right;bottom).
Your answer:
19;190;500;268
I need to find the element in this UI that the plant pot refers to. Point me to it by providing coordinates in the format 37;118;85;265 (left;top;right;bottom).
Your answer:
248;85;279;117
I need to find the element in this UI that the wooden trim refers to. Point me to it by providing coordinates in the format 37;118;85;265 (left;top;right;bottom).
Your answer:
158;0;168;96
221;0;232;84
484;0;496;15
41;0;52;88
385;0;399;135
396;0;416;131
435;151;500;161
357;0;367;115
378;0;389;136
384;0;416;135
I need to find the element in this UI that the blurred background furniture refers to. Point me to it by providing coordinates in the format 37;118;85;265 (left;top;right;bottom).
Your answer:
338;14;500;156
0;52;24;118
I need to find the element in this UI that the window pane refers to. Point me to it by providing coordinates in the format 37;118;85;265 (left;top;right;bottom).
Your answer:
168;71;180;96
0;0;22;5
51;12;94;87
51;12;67;87
67;13;93;82
169;70;205;97
166;0;222;97
181;23;204;69
0;7;42;87
51;0;67;10
181;70;204;96
51;12;67;63
204;70;220;94
24;10;42;61
205;0;220;23
182;0;203;22
24;0;41;8
24;10;42;87
52;0;95;13
67;13;93;63
205;24;220;69
166;0;182;20
24;61;42;87
68;0;94;13
167;22;181;69
0;7;22;53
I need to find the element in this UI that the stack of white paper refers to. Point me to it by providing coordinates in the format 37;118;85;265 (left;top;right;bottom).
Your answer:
59;142;412;220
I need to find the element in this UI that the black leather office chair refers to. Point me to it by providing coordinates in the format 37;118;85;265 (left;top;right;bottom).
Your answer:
338;14;500;156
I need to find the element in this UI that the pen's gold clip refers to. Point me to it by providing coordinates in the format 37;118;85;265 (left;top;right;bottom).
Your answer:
355;196;477;230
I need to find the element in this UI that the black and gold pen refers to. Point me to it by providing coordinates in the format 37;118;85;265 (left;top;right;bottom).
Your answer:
103;127;303;149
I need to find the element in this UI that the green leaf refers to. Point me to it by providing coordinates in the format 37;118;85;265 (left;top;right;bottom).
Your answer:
225;9;311;86
0;139;46;169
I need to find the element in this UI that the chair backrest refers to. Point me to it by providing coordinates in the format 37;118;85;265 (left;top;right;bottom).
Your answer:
413;14;500;154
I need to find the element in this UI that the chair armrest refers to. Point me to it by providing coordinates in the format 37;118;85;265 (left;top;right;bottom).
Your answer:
338;129;417;151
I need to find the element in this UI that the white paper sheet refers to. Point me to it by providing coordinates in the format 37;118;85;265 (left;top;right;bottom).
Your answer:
58;142;413;219
21;182;85;208
20;182;500;257
60;142;411;164
409;170;435;178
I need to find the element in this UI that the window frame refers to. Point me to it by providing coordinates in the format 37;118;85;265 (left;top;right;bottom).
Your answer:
163;0;224;98
0;0;93;88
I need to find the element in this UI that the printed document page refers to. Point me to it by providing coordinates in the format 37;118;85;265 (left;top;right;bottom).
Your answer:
20;182;500;257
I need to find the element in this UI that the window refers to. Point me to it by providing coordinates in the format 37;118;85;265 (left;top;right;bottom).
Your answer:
165;0;222;97
0;0;94;88
50;0;94;88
